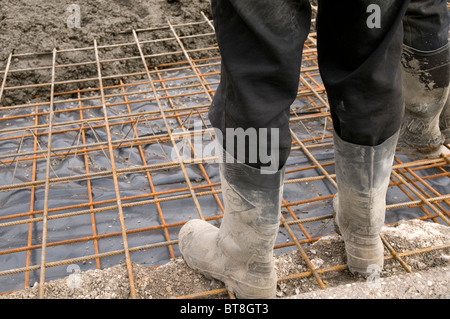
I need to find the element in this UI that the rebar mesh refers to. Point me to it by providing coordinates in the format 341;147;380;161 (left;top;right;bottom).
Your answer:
0;10;449;299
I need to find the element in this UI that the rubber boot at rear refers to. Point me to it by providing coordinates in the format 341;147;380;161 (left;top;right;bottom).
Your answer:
397;44;450;159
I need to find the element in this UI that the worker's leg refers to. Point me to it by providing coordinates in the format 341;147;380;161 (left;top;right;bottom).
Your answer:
398;0;450;158
317;0;409;275
179;0;311;298
208;0;311;171
318;0;408;146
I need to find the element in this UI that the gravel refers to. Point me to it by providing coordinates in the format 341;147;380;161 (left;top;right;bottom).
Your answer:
288;265;450;299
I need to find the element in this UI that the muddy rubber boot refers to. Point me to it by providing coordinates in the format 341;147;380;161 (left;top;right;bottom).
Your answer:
439;94;450;144
178;161;285;299
397;44;450;159
333;131;399;276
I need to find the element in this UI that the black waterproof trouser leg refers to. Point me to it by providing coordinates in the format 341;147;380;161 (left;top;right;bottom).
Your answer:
209;0;311;171
403;0;450;51
208;0;449;169
317;0;409;147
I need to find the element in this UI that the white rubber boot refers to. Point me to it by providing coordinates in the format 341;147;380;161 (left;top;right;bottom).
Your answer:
178;161;285;299
333;131;399;276
397;44;450;159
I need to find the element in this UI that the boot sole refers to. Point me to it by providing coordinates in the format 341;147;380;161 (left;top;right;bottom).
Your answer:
344;235;384;277
396;140;443;160
332;195;384;277
183;257;277;299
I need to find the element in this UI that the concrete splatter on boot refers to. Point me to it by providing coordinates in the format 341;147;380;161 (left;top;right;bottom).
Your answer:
333;131;399;276
439;94;450;144
178;161;284;299
397;44;450;159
